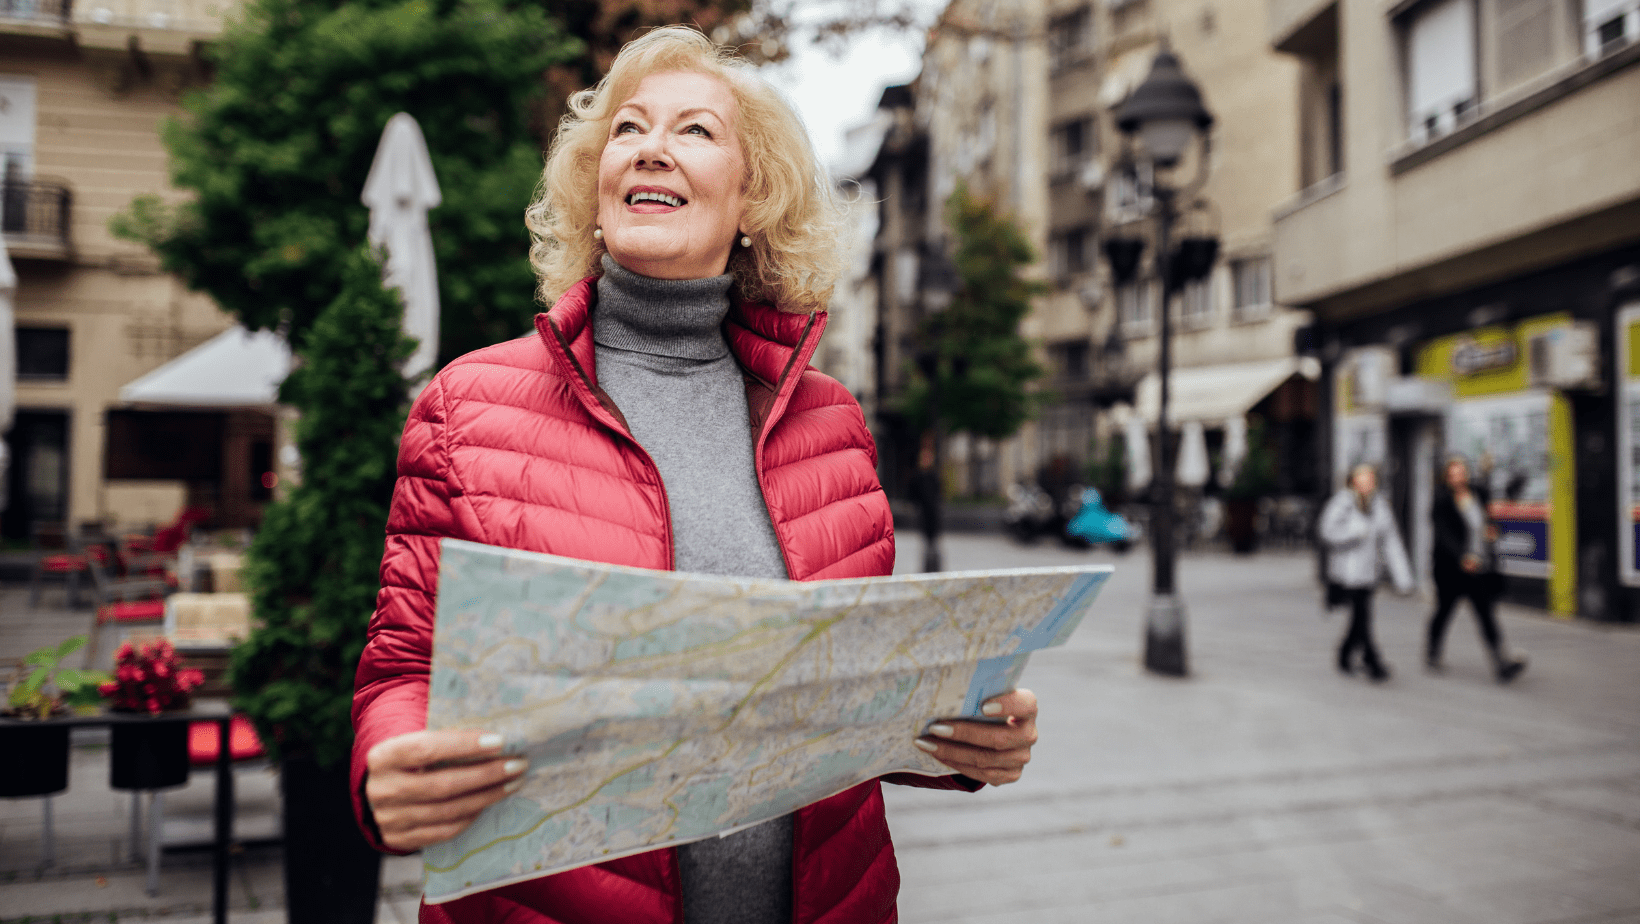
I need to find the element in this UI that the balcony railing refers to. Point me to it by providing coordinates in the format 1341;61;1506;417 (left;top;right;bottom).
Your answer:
1;178;74;258
0;0;73;24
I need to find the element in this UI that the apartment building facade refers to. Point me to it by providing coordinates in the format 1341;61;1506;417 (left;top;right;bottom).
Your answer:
1;0;257;541
1269;0;1640;616
862;0;1053;500
859;0;1315;512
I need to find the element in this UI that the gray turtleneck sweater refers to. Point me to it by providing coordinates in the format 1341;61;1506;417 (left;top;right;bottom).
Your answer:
592;255;793;924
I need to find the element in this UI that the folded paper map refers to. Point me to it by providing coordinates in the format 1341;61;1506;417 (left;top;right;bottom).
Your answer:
423;539;1112;903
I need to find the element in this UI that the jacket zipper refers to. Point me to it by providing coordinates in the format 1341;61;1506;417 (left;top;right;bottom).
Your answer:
753;312;824;583
535;313;678;570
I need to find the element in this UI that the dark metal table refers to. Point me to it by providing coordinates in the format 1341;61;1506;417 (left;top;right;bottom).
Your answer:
0;701;240;924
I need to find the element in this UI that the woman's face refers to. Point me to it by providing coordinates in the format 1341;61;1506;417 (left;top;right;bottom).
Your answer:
1351;467;1377;496
1446;460;1469;491
597;71;746;280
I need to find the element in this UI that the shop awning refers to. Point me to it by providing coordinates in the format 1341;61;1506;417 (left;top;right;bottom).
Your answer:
119;326;291;408
1135;356;1320;425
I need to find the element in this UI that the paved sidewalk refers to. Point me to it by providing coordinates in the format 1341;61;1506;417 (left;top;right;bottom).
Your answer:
888;535;1640;924
3;542;1637;922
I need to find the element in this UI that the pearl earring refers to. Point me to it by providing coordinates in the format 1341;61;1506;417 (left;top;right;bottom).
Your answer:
593;228;603;241
740;235;752;248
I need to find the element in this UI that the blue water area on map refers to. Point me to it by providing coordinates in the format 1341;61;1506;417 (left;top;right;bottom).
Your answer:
958;571;1109;717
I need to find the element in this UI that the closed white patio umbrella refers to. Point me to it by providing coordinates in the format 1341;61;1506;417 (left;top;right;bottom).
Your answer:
362;112;443;382
1125;412;1152;494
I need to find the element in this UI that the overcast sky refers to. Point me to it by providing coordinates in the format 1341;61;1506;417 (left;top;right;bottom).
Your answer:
761;3;943;172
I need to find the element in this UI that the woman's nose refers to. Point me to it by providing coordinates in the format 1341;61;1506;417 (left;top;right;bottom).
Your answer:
633;129;671;169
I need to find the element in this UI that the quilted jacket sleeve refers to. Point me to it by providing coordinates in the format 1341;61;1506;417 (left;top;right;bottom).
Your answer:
350;375;460;853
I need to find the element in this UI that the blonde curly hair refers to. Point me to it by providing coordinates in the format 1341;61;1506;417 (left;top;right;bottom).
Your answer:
527;26;845;314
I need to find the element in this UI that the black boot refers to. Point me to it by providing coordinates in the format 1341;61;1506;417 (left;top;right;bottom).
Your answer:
1363;652;1391;683
1337;645;1355;675
1494;651;1528;684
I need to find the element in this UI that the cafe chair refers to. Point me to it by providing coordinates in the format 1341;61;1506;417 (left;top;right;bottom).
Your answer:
129;715;266;896
27;523;91;608
84;542;173;668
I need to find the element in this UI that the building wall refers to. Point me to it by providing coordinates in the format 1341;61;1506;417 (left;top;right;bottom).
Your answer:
1272;0;1640;315
1269;0;1640;617
4;3;240;532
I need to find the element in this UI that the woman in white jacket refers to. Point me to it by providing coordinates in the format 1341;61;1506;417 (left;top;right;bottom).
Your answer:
1319;463;1414;681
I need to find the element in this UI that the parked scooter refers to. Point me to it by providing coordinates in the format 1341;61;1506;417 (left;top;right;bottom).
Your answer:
1004;481;1057;544
1065;487;1135;552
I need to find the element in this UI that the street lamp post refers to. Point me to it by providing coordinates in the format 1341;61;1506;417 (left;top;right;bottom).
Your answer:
915;241;962;573
1112;48;1214;677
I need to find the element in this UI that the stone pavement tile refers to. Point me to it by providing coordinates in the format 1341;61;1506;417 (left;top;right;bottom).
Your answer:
1526;779;1640;828
0;845;277;920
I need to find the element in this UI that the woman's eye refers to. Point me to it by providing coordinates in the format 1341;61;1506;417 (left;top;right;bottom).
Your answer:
615;121;642;135
684;124;711;137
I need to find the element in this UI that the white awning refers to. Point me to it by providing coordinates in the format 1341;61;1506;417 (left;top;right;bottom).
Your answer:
1135;356;1320;425
119;326;291;408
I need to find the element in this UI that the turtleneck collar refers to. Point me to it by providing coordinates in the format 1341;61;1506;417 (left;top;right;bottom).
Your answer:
592;255;734;361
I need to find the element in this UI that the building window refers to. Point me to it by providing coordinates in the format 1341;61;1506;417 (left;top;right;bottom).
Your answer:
1050;226;1094;282
1231;257;1273;322
1400;0;1585;143
1050;339;1091;381
1585;0;1639;56
1179;277;1215;329
1403;0;1479;142
15;326;69;380
1048;6;1094;72
1107;161;1154;224
1050;118;1097;183
1118;280;1156;335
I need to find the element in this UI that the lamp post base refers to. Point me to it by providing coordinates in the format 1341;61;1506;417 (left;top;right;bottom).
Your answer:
1143;593;1189;676
922;539;942;573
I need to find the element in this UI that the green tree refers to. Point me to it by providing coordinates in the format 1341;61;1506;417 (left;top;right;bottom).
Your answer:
904;184;1047;440
113;0;580;361
229;247;415;768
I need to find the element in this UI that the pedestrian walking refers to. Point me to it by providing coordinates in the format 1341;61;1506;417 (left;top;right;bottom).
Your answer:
1426;455;1528;682
1319;463;1414;681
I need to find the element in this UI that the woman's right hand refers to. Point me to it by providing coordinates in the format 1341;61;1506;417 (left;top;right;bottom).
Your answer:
365;729;528;851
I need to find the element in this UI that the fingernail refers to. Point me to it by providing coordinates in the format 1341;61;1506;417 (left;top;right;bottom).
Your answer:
981;702;1003;716
503;759;528;775
503;778;524;794
928;723;956;738
478;734;504;750
914;738;939;753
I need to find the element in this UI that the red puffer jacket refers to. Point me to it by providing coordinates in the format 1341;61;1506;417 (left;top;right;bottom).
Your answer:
351;276;979;924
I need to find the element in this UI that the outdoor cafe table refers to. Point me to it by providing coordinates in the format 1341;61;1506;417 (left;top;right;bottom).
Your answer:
0;700;240;924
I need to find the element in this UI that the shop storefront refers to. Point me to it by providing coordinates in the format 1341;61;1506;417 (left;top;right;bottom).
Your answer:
1321;244;1637;619
1618;302;1640;589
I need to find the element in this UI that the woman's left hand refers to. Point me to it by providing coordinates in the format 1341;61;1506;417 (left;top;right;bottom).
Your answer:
915;689;1038;786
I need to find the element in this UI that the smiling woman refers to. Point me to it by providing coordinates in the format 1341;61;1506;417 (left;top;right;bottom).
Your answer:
594;70;747;280
528;27;844;313
349;25;1045;924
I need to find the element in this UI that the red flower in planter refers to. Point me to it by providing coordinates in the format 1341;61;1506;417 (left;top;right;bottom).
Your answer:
100;639;204;714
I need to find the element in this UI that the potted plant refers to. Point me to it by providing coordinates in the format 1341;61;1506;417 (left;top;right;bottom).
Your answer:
1;636;110;797
230;249;414;923
1223;418;1277;554
101;639;205;791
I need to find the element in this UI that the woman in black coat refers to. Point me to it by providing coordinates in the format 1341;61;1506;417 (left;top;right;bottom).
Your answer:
1426;455;1527;682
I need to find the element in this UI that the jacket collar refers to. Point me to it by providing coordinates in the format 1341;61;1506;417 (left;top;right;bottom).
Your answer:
536;274;825;397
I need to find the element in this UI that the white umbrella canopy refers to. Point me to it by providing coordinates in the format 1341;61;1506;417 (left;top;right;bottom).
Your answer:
0;232;15;434
1219;415;1248;488
1124;412;1152;494
0;233;16;509
362;112;443;381
1176;419;1210;488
